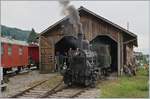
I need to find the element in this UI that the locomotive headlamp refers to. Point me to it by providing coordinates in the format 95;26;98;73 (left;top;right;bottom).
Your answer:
63;66;67;70
63;62;67;70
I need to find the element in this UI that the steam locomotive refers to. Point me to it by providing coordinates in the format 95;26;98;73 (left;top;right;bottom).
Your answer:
61;33;111;87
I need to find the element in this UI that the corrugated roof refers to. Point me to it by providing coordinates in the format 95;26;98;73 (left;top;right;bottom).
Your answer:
1;37;28;46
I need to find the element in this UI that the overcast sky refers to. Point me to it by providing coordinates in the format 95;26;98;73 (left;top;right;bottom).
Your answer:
1;1;149;54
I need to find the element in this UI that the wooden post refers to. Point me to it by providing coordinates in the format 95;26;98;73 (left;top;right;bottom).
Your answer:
117;33;121;76
118;32;124;76
39;36;42;73
120;33;124;76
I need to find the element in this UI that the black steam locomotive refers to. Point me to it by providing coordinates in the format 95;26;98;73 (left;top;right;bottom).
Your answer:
61;33;111;87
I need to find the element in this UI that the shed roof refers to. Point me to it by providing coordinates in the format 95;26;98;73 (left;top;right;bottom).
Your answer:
1;37;28;46
40;6;137;46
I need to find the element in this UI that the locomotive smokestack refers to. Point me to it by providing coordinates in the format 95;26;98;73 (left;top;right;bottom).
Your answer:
59;0;83;34
59;0;84;49
77;32;84;49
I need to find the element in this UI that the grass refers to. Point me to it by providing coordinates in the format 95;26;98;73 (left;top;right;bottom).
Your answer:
98;68;149;98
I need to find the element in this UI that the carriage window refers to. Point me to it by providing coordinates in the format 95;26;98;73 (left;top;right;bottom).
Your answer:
1;44;4;55
19;47;23;55
8;45;12;55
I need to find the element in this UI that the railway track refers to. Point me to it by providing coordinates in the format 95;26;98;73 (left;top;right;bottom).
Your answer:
10;79;48;98
10;79;95;98
45;86;89;98
9;79;63;98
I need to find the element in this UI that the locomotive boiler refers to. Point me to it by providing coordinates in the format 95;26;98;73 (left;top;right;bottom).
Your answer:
63;49;98;87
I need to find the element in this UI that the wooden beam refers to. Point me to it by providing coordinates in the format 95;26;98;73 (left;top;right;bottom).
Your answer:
123;38;136;44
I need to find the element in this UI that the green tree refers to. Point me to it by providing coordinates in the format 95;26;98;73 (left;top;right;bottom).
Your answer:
28;28;37;43
1;25;31;41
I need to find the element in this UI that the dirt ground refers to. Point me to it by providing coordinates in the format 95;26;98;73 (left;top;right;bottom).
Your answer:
0;70;111;98
0;70;58;97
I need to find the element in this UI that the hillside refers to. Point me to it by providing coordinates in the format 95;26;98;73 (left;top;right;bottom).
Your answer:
1;25;32;41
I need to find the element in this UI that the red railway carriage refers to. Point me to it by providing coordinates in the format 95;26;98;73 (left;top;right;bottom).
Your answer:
1;37;39;74
28;44;39;67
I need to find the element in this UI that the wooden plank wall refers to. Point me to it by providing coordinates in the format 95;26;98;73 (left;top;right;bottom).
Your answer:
39;36;55;73
80;15;119;42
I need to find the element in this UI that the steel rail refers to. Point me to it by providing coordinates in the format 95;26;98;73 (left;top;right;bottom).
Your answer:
10;79;48;98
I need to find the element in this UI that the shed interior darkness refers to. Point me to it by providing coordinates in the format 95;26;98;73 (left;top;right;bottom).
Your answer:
55;36;78;55
90;35;118;72
55;35;118;72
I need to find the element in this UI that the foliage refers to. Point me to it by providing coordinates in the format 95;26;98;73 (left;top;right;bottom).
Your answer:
1;25;37;41
141;55;149;65
136;54;149;66
98;68;149;98
27;28;37;43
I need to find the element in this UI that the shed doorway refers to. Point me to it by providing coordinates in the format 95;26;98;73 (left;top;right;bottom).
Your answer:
90;35;118;72
54;36;78;71
55;36;78;55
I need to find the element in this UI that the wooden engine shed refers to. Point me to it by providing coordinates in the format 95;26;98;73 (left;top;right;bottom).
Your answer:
39;6;138;75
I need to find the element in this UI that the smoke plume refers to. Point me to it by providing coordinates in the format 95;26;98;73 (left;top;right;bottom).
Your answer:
59;0;83;34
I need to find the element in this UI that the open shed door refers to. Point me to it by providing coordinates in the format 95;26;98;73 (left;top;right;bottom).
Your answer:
40;36;54;73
